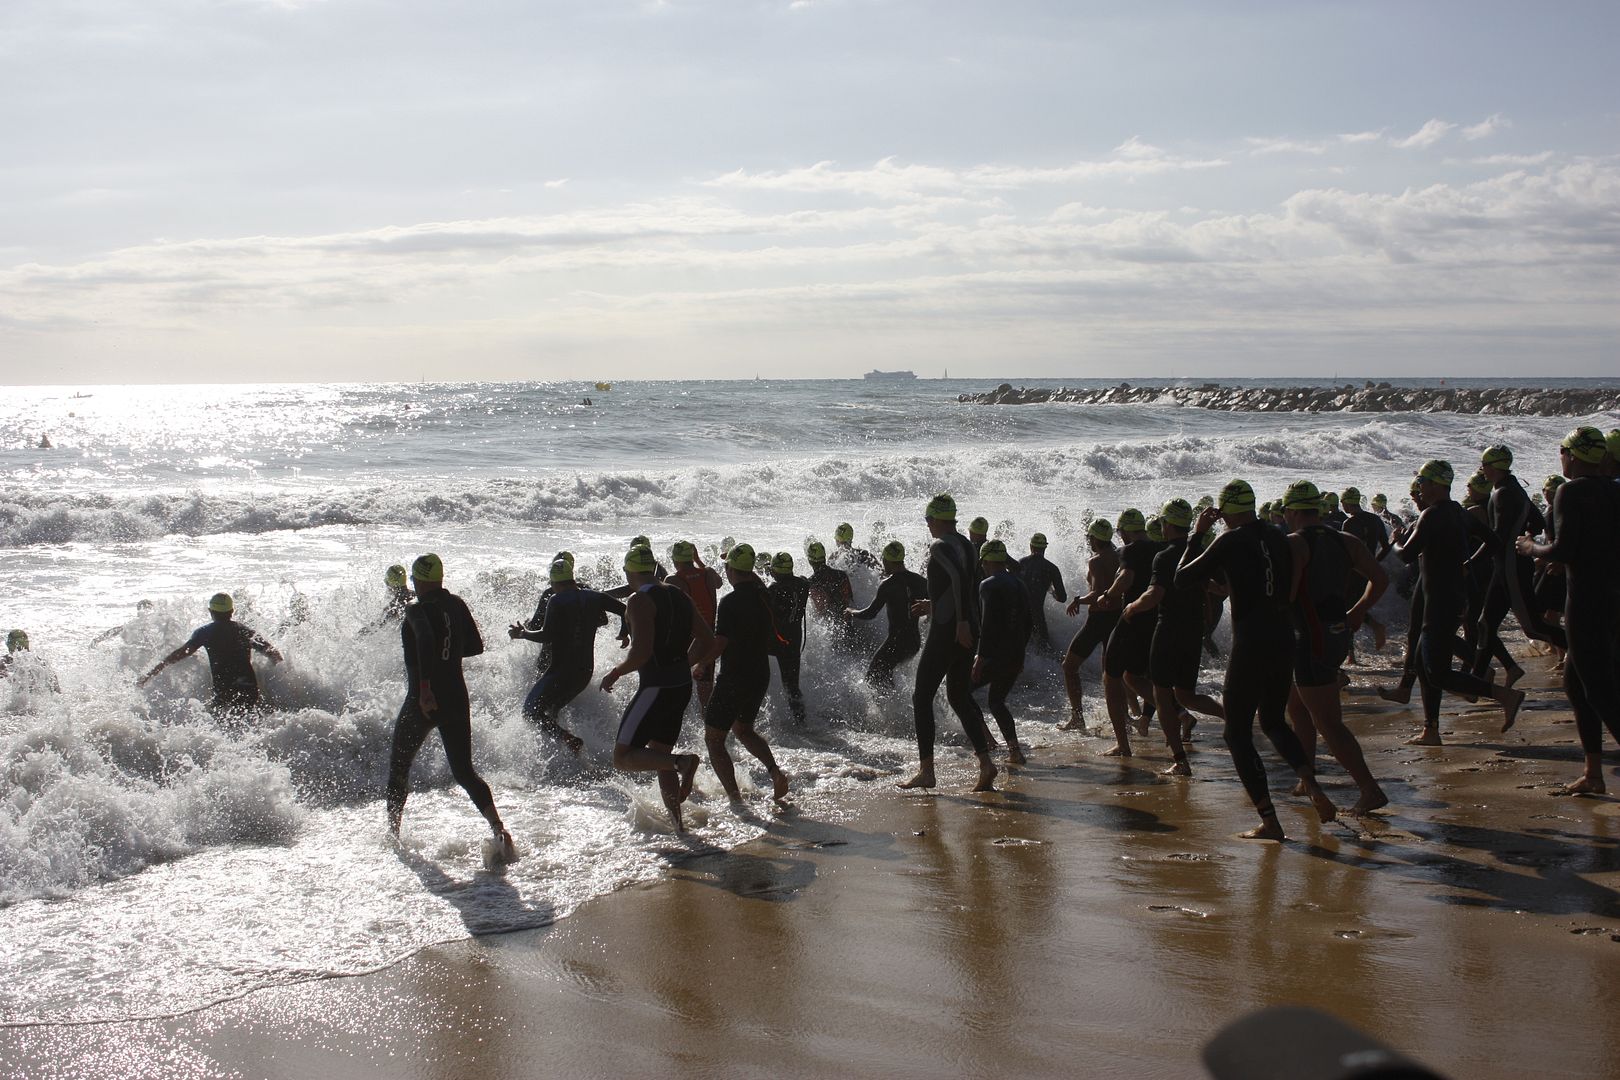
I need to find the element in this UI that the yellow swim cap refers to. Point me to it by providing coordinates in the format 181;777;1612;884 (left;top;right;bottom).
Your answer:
835;523;855;543
384;564;407;588
554;550;575;566
208;592;235;613
1544;474;1565;491
1481;445;1512;469
549;558;574;584
1562;426;1607;465
1145;517;1164;543
968;516;990;535
623;545;657;574
1340;487;1362;506
881;540;905;563
670;540;697;563
1467;471;1492;496
978;539;1009;563
1370;493;1387;509
727;543;757;572
1417;460;1454;487
1217;479;1256;514
926;494;957;522
1282;480;1321;512
771;551;794;574
1087;519;1114;542
411;554;444;583
1116;508;1146;534
1159;498;1194;529
806;540;826;564
6;629;28;652
630;535;651;549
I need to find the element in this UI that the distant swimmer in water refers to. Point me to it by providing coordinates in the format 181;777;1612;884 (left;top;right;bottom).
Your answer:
849;540;927;691
899;494;997;793
1;629;60;692
973;540;1031;764
600;544;711;834
510;557;625;754
1060;519;1121;732
38;434;53;449
385;554;515;860
138;592;283;716
831;522;880;570
696;544;791;803
804;541;856;653
1017;532;1067;654
667;540;722;710
363;564;413;633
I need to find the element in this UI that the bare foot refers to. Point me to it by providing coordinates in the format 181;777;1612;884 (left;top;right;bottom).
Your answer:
770;768;790;800
972;762;999;792
676;754;701;803
1350;789;1390;815
1406;729;1443;746
897;768;937;790
1162;759;1191;777
1240;817;1285;841
1378;685;1412;705
1305;783;1338;824
1102;743;1130;757
1500;687;1526;733
1561;776;1607;796
1007;743;1027;765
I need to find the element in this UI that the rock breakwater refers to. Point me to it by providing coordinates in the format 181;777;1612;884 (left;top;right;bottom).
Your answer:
959;382;1620;416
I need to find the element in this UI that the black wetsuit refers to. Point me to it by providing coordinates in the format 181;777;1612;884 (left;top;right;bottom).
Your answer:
520;587;625;727
706;577;778;732
1292;525;1353;687
913;530;990;760
1469;475;1566;677
834;543;881;571
1398;500;1498;723
767;573;812;724
852;568;928;688
1016;551;1067;651
808;564;857;652
1341;510;1388;630
183;620;274;711
1105;539;1162;679
1541;478;1620;755
1178;521;1313;808
615;583;696;749
1148;537;1203;691
386;591;497;826
975;569;1032;747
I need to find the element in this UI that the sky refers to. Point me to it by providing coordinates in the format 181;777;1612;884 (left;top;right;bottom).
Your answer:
1;0;1617;384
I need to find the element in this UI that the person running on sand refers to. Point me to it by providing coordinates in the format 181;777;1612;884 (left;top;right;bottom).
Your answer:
1176;480;1337;841
973;540;1032;765
899;494;997;793
668;540;723;710
1470;446;1566;686
765;552;812;725
696;544;791;803
1096;509;1161;756
601;545;712;833
1060;519;1122;732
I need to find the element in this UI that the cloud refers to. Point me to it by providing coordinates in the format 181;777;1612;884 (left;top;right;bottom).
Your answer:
1245;137;1330;156
1452;151;1554;167
544;179;570;189
1391;119;1457;150
1462;113;1510;141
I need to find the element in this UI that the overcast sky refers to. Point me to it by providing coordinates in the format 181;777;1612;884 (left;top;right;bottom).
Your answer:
2;0;1616;384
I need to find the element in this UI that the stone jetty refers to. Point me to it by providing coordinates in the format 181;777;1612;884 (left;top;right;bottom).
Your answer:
959;382;1620;416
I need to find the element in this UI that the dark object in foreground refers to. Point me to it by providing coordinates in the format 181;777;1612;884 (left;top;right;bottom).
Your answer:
1203;1006;1447;1080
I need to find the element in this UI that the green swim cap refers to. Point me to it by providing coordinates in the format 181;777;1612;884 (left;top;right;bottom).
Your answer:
926;494;957;522
1116;508;1146;534
1282;480;1322;512
1467;471;1492;498
1340;487;1362;506
1258;501;1272;517
671;540;697;563
1030;532;1048;549
208;592;235;613
1481;445;1513;469
624;545;657;574
1087;519;1114;542
411;554;444;583
554;550;575;566
835;523;855;543
6;629;28;652
881;540;905;563
727;543;757;572
1371;493;1388;509
630;535;651;549
1417;460;1454;487
1145;517;1165;543
1217;479;1256;515
1159;498;1194;529
1563;426;1607;465
979;539;1009;563
806;540;826;564
549;558;574;584
1196;495;1215;511
384;564;407;588
771;551;794;574
1544;474;1566;491
968;516;990;535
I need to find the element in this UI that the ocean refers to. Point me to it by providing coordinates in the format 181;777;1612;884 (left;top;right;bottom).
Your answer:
2;377;1615;1025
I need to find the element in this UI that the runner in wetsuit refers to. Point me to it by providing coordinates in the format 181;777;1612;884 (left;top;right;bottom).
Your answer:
1320;491;1346;531
849;540;928;690
668;540;723;710
832;522;881;571
1393;460;1526;745
766;552;811;724
973;540;1032;764
968;517;990;551
1097;508;1160;756
1017;533;1067;654
1339;488;1390;652
805;541;857;653
139;592;283;715
377;564;413;625
1533;475;1569;630
1176;480;1337;840
510;557;626;753
601;545;711;833
1378;480;1431;704
1469;445;1567;685
1517;427;1620;794
381;555;513;855
696;544;790;803
899;494;997;793
1061;519;1122;732
1280;481;1389;815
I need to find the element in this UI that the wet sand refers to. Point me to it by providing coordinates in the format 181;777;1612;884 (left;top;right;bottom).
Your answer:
7;655;1620;1080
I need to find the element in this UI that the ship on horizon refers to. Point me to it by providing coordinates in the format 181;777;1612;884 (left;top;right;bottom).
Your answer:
863;369;917;381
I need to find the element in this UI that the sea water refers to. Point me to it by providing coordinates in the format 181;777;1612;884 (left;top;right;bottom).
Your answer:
1;377;1615;1024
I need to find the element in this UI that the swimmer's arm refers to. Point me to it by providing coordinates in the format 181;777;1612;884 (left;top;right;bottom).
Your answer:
1343;534;1387;629
1123;584;1162;621
850;579;888;620
1048;565;1067;603
137;641;200;685
935;540;975;644
1392;509;1429;564
246;630;283;664
687;607;716;669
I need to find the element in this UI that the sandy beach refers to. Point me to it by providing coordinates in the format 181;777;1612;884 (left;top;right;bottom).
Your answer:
6;652;1619;1080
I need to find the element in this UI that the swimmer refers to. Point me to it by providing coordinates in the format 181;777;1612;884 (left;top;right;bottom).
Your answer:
849;540;928;690
805;541;857;653
509;557;626;753
899;494;997;793
968;516;990;551
383;555;514;858
1339;488;1390;651
765;552;812;725
138;592;283;716
0;630;59;691
668;540;723;710
1469;445;1566;686
1060;519;1122;732
831;522;881;570
696;544;790;803
1017;532;1068;654
600;545;713;833
974;540;1032;765
1096;508;1161;756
